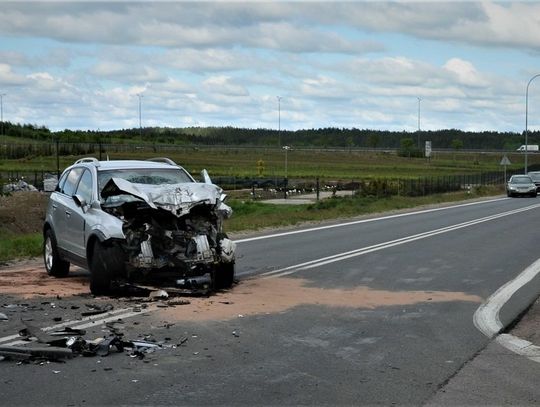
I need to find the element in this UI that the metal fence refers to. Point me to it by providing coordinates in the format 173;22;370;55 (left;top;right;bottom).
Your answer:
1;169;517;197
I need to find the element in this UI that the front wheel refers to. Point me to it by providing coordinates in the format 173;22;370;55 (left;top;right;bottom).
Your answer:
214;262;235;290
43;229;70;277
90;241;124;295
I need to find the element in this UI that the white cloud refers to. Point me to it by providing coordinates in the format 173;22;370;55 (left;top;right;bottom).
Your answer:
0;2;537;132
202;75;249;97
443;58;489;88
0;64;27;86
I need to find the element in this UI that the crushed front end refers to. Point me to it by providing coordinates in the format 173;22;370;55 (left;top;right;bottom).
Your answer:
100;178;236;288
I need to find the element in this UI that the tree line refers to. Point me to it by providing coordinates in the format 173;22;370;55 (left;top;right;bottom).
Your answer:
1;121;537;150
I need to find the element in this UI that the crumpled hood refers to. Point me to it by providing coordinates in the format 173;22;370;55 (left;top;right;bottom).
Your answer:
101;177;232;218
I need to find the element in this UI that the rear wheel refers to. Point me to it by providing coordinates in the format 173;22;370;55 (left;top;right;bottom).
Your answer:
214;262;235;289
90;241;124;295
43;229;70;277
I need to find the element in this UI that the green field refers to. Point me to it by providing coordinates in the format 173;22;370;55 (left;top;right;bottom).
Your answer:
0;145;531;180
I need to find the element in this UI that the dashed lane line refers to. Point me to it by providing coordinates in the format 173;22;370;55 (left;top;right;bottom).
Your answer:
260;203;540;278
235;197;508;244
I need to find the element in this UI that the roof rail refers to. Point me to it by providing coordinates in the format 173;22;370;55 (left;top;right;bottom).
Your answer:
146;157;177;166
74;157;99;164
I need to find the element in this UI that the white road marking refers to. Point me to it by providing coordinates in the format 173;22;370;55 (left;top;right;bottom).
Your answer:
261;203;540;279
473;259;540;363
235;197;508;244
0;306;157;347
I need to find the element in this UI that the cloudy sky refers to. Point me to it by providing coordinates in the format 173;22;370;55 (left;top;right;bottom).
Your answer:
1;1;540;132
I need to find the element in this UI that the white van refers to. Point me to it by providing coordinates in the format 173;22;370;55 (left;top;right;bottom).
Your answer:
516;145;539;151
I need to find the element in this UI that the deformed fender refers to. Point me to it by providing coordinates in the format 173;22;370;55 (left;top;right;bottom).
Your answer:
219;238;236;263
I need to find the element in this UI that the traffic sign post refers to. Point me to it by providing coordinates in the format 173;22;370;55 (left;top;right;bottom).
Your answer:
500;155;511;183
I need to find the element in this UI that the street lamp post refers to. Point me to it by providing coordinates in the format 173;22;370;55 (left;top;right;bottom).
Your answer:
0;93;6;138
525;74;540;174
417;97;421;147
283;145;290;199
277;96;282;148
137;93;143;140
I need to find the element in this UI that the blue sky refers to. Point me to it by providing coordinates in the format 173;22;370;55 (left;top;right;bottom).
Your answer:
1;1;540;133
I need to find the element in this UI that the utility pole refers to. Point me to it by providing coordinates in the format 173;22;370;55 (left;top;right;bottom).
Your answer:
277;96;282;148
283;145;290;199
525;74;540;174
137;93;143;140
417;97;421;148
0;93;6;138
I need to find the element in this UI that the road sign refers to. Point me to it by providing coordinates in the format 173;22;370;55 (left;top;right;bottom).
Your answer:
500;156;511;166
425;141;432;158
500;155;511;183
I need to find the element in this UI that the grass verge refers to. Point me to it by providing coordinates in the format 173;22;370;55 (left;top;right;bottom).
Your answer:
224;185;504;232
0;233;43;263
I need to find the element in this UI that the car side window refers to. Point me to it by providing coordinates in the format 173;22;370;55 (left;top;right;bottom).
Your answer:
62;168;84;197
55;171;69;193
75;169;93;203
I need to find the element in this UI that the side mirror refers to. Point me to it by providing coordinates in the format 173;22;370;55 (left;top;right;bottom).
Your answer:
201;169;212;185
73;194;88;212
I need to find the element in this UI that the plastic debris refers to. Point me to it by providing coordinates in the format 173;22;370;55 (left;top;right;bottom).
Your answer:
81;303;114;316
149;290;169;300
0;345;73;361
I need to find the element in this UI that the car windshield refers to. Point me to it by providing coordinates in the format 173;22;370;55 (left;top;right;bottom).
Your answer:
511;176;533;184
528;173;540;181
98;168;193;194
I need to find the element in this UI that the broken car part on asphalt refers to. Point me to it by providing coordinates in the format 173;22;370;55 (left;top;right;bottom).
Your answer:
1;319;169;363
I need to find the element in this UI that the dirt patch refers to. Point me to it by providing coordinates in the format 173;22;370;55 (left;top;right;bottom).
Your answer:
155;276;482;322
511;296;540;346
0;259;89;298
0;191;49;236
0;259;481;317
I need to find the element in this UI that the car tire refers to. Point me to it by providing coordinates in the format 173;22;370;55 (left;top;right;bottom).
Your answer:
90;241;124;295
214;262;235;289
43;229;70;277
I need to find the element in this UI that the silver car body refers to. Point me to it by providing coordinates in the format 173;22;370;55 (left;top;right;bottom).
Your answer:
43;158;236;293
506;175;537;197
527;171;540;192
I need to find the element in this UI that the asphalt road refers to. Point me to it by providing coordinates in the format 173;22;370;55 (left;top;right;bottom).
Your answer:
1;196;540;405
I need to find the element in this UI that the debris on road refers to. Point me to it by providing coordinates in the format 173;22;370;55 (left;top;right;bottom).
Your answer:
81;303;114;316
149;290;169;300
0;345;73;361
1;318;174;364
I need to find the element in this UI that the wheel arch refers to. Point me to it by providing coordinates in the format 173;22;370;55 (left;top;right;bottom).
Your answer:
85;230;107;267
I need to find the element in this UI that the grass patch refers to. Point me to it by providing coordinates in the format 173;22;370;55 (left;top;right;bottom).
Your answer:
0;233;43;262
224;185;503;233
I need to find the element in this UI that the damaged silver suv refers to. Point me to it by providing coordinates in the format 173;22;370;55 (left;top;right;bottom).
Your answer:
43;157;236;295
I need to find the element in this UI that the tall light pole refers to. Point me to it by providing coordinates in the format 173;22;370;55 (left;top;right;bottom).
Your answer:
277;96;282;148
525;74;540;174
137;93;143;139
0;93;6;137
283;145;291;199
417;97;421;147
